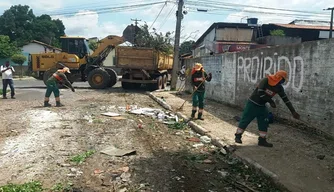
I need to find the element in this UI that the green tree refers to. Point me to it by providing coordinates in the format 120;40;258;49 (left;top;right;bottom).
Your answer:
89;41;98;51
11;54;27;78
0;35;19;59
180;40;195;55
33;14;65;48
135;23;173;55
0;5;35;47
0;5;66;48
270;29;285;37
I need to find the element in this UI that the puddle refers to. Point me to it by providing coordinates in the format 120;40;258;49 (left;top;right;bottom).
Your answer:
0;109;64;183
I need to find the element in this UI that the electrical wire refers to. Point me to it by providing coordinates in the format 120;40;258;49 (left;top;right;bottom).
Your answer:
157;3;176;31
48;1;167;17
188;0;327;15
149;1;167;30
36;0;166;15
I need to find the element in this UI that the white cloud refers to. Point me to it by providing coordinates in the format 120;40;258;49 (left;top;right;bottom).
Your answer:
0;0;63;12
54;10;125;39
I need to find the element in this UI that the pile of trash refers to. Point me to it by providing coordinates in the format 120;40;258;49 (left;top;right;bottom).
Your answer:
93;105;180;126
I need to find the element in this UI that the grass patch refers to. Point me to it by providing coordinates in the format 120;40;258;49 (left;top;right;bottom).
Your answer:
168;122;187;130
70;150;96;165
92;118;103;124
0;181;44;192
0;90;9;95
51;182;73;192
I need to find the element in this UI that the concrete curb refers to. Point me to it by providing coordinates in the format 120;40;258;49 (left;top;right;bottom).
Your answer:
148;91;290;192
147;92;173;111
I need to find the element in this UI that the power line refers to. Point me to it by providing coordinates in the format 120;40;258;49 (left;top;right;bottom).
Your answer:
35;0;165;15
186;4;330;19
188;0;327;15
48;1;167;17
149;1;167;30
158;4;176;31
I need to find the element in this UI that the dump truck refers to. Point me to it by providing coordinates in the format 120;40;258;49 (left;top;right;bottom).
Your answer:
115;46;173;90
28;35;124;89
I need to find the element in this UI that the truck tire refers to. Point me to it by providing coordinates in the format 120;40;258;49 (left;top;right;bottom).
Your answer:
105;68;117;87
88;68;111;89
162;74;167;89
148;76;162;91
121;74;134;90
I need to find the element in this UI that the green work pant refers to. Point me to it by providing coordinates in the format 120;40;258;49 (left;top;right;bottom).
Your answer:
45;80;60;98
192;91;205;109
238;100;269;132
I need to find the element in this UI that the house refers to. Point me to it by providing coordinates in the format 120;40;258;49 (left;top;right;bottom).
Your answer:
22;40;62;54
193;19;267;58
0;40;62;76
262;22;332;42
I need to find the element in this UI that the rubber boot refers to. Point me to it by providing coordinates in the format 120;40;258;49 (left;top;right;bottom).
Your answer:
191;110;196;119
235;133;242;144
44;101;51;107
197;112;204;120
56;101;64;107
258;137;273;147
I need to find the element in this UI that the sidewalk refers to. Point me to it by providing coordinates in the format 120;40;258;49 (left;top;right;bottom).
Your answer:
152;91;334;192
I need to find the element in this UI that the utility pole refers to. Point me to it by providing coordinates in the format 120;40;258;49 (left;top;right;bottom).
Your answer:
131;18;141;46
170;0;184;90
324;7;334;38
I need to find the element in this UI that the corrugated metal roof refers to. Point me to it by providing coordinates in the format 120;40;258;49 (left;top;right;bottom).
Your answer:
272;23;331;30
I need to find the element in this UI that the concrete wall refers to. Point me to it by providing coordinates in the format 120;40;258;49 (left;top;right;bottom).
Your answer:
257;36;302;46
185;38;334;137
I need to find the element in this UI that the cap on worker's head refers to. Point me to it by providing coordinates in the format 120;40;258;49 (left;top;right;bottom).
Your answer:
267;70;288;86
194;63;203;71
63;67;71;74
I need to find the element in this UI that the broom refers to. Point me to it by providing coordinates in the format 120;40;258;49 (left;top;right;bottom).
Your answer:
177;74;209;111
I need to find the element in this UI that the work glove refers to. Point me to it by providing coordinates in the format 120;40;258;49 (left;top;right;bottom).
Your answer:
292;111;300;119
269;101;276;108
208;73;212;78
71;88;75;92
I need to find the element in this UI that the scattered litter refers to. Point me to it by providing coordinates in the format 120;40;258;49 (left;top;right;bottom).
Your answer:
101;145;136;157
121;172;131;182
200;136;212;144
175;132;183;135
111;116;127;120
101;112;121;117
192;143;204;148
220;148;227;155
188;137;201;142
203;159;214;164
94;169;104;174
218;170;228;177
118;166;130;173
138;124;143;129
58;163;71;167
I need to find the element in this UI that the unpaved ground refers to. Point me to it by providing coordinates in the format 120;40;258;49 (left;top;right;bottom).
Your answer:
152;91;334;192
0;87;283;192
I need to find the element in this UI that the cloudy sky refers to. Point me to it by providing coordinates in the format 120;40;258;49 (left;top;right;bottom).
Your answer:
0;0;332;41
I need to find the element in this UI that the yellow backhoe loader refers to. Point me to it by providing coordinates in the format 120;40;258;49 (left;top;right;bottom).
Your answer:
28;35;124;89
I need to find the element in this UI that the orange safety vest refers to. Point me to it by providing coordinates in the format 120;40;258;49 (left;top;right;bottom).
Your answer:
53;73;62;81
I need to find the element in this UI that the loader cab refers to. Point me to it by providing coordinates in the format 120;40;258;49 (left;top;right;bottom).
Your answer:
60;36;90;59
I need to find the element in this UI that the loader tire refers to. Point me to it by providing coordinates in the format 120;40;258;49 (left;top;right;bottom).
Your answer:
88;68;111;89
105;68;118;87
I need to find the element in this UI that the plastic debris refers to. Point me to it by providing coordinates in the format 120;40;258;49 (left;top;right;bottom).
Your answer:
200;136;212;144
101;112;121;117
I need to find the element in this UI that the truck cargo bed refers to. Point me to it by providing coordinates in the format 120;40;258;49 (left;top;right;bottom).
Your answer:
116;46;173;71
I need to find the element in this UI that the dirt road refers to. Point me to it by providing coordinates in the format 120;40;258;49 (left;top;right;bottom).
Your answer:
0;86;283;192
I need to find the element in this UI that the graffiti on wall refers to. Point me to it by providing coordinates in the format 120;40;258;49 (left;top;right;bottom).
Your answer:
237;53;304;92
